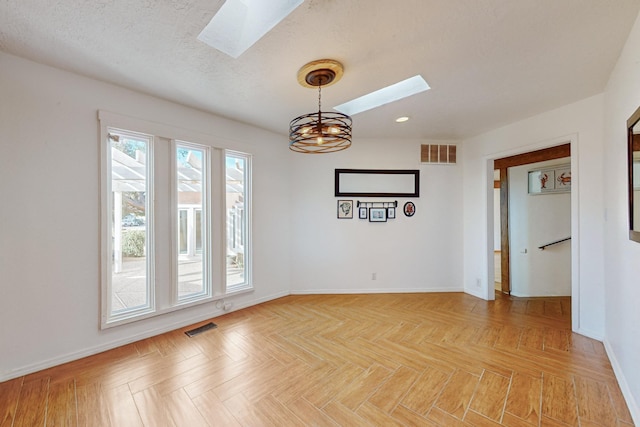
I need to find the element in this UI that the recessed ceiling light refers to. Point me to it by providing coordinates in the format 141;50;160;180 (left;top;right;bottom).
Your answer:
197;0;303;59
395;116;410;123
334;75;430;116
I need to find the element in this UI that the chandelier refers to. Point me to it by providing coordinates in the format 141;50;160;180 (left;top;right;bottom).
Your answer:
289;59;352;153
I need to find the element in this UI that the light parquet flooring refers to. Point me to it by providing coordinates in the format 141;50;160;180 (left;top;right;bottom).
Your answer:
0;293;634;426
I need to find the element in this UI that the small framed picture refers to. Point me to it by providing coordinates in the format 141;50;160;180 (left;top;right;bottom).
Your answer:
369;207;387;222
337;200;353;219
387;207;396;219
403;201;416;217
359;207;368;219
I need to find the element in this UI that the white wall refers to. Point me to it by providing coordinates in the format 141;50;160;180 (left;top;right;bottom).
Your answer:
508;159;571;297
462;94;605;339
0;52;292;381
602;10;640;422
289;138;463;294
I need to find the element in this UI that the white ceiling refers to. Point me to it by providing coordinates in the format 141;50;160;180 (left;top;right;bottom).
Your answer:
1;0;639;140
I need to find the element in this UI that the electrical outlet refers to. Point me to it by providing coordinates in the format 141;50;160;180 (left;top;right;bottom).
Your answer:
372;273;377;280
476;278;481;287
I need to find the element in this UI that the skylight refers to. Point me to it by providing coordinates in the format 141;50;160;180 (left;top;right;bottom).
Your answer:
197;0;303;59
334;75;430;116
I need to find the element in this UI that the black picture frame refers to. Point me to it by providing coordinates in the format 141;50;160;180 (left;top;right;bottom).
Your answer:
369;207;387;222
403;201;416;217
387;207;396;219
335;169;420;197
359;207;368;219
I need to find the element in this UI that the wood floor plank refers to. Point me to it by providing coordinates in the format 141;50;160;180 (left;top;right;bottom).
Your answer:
504;372;542;426
12;377;49;427
163;388;210;427
469;370;511;422
128;352;211;394
607;379;635;424
541;374;578;426
334;363;393;411
465;409;505;426
434;369;480;420
286;397;340;427
367;365;420;414
102;383;144;427
133;386;175;427
494;325;523;351
75;380;111;426
392;404;439;426
254;394;306;427
46;378;78;427
0;293;633;427
574;376;618;426
501;411;539;427
322;400;371;426
0;376;22;427
223;393;273;427
401;365;450;415
356;401;407;427
192;389;242;426
302;363;365;408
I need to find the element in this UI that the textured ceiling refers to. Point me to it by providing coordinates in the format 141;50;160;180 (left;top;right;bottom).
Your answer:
1;0;639;139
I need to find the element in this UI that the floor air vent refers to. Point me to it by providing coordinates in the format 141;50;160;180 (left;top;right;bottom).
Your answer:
185;322;217;337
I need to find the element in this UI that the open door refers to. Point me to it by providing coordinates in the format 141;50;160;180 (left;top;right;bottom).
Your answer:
494;143;570;294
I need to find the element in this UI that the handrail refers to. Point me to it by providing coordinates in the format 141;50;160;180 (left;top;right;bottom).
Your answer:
538;237;571;250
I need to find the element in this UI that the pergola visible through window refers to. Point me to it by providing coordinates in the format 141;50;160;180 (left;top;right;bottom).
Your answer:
104;126;251;326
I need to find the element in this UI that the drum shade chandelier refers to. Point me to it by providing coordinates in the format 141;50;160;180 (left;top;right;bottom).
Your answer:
289;60;352;153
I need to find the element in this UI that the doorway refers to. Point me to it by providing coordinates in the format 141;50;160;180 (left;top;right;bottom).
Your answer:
493;143;571;295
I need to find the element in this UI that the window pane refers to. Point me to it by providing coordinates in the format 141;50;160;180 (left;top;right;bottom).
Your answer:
226;153;248;288
176;145;207;300
178;209;188;254
195;209;203;253
110;132;151;315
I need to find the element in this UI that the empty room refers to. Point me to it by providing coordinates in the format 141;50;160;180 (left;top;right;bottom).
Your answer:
1;1;640;425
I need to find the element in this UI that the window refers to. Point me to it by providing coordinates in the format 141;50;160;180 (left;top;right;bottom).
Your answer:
175;142;211;302
100;113;252;328
104;129;155;321
226;151;251;292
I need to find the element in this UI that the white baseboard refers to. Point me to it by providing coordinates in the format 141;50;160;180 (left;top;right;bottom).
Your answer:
463;287;485;299
0;290;289;383
290;287;464;295
574;327;603;342
604;339;640;425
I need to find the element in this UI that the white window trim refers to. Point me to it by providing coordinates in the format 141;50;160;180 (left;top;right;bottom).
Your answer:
100;128;156;327
225;150;253;293
172;140;213;305
98;111;253;329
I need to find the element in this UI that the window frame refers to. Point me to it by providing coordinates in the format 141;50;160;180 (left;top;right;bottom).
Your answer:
225;150;253;293
99;111;254;329
172;140;213;305
101;127;156;326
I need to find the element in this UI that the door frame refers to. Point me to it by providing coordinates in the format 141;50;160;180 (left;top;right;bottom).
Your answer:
484;134;580;331
494;143;571;294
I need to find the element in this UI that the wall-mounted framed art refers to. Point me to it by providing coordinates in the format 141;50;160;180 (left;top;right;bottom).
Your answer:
369;207;387;222
387;207;396;219
528;164;571;194
335;169;420;197
403;201;416;217
359;207;368;219
337;200;353;219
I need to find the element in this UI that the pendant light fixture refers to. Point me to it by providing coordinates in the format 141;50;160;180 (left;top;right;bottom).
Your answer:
289;59;352;153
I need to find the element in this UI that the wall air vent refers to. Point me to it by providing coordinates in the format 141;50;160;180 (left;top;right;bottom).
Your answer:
421;144;457;164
